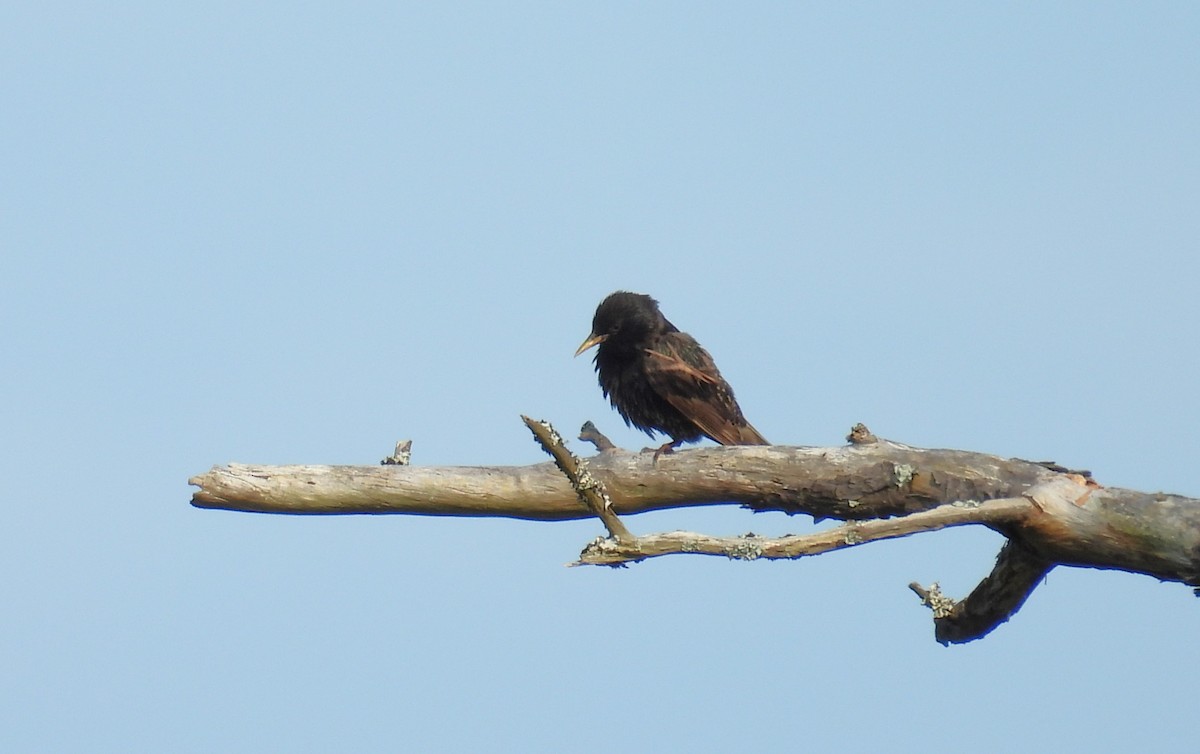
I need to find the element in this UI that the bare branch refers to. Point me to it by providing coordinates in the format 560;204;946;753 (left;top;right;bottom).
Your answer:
576;496;1032;566
578;421;616;452
912;540;1054;645
189;441;1058;521
188;425;1200;642
522;415;634;542
189;443;1200;587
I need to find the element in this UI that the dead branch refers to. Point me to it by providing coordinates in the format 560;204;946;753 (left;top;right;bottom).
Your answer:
189;421;1200;643
575;496;1031;566
911;540;1054;645
522;415;634;542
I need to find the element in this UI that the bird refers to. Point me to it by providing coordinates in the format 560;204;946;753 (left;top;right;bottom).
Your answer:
575;291;768;454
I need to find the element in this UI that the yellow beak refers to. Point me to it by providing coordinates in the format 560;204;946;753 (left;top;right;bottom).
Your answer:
574;332;608;357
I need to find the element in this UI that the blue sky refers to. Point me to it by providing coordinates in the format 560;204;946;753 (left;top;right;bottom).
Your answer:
3;3;1199;751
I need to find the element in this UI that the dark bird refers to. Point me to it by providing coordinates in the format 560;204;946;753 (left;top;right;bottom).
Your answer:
575;291;768;454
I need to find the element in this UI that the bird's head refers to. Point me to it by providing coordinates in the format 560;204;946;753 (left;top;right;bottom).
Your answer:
574;291;666;356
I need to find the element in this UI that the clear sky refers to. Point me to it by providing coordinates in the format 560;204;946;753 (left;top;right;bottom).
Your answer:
3;3;1199;751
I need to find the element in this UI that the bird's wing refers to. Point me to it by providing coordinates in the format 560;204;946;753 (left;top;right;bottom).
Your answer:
643;337;769;446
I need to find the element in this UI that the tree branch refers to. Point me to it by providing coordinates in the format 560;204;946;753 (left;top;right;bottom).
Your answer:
522;415;634;542
189;441;1054;521
911;540;1054;645
576;496;1032;566
188;421;1200;642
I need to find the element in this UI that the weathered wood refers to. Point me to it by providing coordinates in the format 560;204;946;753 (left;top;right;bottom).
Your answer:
576;496;1032;566
913;540;1054;645
189;442;1052;520
189;435;1200;643
521;415;635;543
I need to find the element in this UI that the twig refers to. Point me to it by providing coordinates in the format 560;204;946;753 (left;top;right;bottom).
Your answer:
381;440;413;466
521;415;635;543
909;582;957;618
578;421;616;451
575;496;1032;566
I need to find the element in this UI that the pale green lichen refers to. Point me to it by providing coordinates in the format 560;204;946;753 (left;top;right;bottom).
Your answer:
918;582;957;618
893;463;916;486
575;460;614;511
726;536;763;561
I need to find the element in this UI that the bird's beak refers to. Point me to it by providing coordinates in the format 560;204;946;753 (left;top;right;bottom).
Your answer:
574;332;608;357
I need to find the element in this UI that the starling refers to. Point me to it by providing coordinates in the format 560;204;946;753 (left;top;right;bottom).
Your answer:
575;291;768;453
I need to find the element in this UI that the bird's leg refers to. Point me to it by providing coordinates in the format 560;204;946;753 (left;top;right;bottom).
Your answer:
648;439;682;462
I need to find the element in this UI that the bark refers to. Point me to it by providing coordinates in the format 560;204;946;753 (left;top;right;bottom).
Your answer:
189;424;1200;644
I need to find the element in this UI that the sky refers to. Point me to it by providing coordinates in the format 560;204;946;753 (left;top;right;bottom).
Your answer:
3;2;1199;751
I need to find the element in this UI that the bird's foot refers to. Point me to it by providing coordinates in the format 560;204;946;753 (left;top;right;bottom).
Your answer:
645;440;681;463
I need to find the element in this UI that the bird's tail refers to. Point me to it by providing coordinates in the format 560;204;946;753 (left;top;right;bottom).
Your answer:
730;423;769;445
